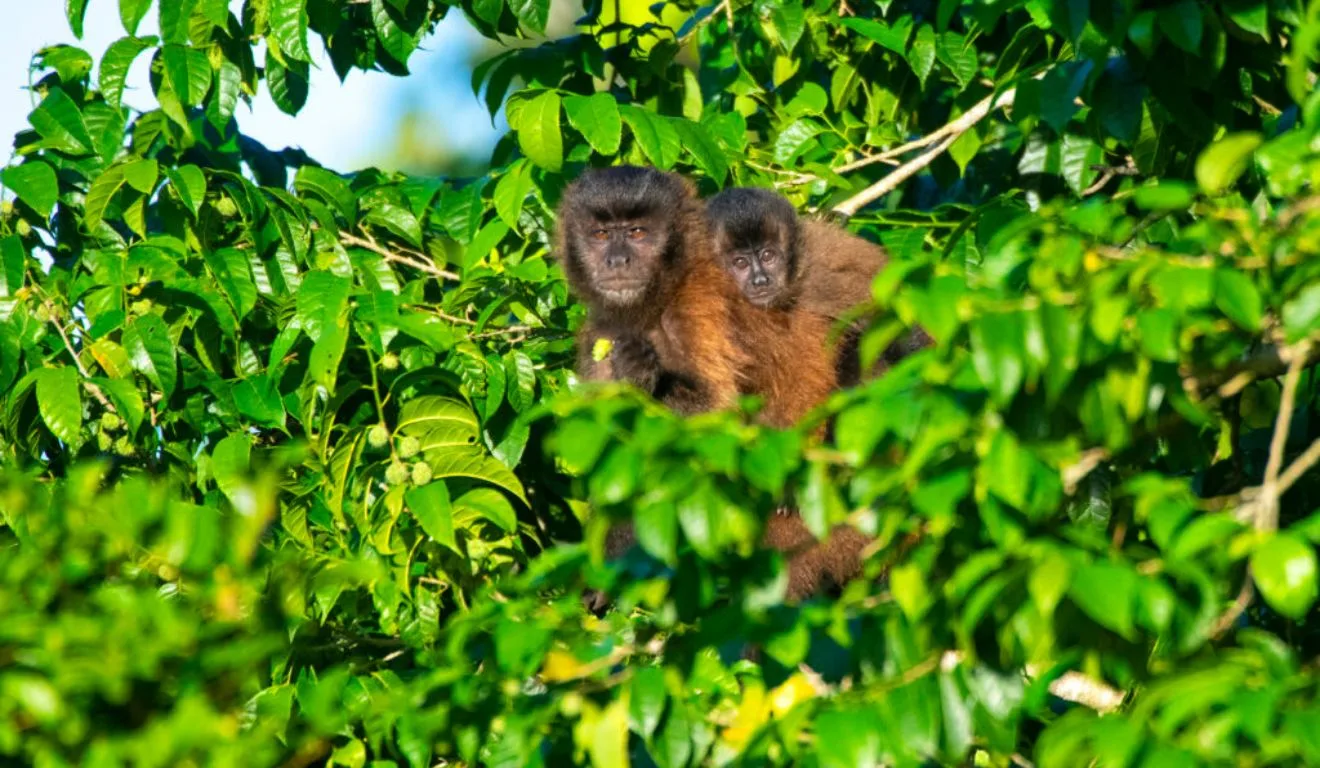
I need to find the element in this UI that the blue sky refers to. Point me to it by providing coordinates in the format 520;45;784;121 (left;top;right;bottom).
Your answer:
0;3;505;174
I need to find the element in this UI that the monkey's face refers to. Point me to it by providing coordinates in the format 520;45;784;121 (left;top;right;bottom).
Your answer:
724;243;789;308
574;216;670;307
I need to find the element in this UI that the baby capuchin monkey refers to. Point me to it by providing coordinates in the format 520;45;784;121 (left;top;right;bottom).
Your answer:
556;165;853;608
706;186;932;386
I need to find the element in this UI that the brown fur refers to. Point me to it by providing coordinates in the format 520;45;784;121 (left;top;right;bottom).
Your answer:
560;168;849;611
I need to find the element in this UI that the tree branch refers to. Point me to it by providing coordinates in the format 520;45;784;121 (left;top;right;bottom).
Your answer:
832;86;1021;217
1184;340;1320;400
38;294;117;414
339;231;460;281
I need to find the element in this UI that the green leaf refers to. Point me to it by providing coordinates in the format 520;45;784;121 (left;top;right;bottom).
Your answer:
503;350;535;413
306;309;349;395
672;119;729;182
162;45;212;108
92;376;145;433
371;0;420;63
1252;533;1318;620
211;433;251;506
271;0;311;61
84;166;127;232
840;16;911;54
119;0;153;36
158;0;198;44
266;52;310;116
66;0;90;38
620;105;681;169
1195;132;1262;195
36;367;82;450
123;313;178;398
99;36;156;110
509;0;549;34
493;160;533;230
772;118;823;165
514;90;563;172
424;446;527;506
970;311;1025;406
907;24;937;86
28;87;93;155
407;481;458;553
453;487;517;534
167;165;207;218
1283;284;1320;342
1133;181;1194;211
629;666;667;739
1215;269;1263;332
935;32;977;88
2;161;59;219
563;92;622;156
1060;134;1102;195
363;202;423;248
1158;0;1203;53
295;166;355;221
1069;562;1137;640
122;158;158;193
770;3;806;50
472;0;503;24
0;236;25;298
208;59;241;129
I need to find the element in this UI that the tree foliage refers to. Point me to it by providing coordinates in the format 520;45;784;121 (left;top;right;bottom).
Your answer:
3;0;1320;765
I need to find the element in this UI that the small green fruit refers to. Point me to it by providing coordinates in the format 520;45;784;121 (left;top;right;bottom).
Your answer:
385;461;409;486
380;352;400;370
16;219;31;237
367;423;390;449
214;195;238;217
97;431;113;451
114;436;134;457
411;461;433;486
398;435;420;459
100;412;122;431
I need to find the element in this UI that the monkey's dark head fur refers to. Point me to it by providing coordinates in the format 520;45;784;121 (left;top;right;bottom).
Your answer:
555;165;707;316
705;187;803;309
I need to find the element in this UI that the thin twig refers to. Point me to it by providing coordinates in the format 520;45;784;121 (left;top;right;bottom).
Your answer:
411;304;535;337
833;77;1033;177
1063;447;1110;495
1184;340;1320;400
39;296;117;414
833;132;962;217
1081;169;1115;197
677;0;730;45
339;230;460;281
1277;436;1320;496
1211;578;1255;639
832;85;1021;217
1254;342;1309;532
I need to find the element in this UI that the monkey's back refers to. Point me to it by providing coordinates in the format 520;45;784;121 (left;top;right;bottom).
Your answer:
797;218;889;321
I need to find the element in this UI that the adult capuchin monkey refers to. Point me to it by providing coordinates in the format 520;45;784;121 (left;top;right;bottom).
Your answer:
706;186;932;386
555;165;860;607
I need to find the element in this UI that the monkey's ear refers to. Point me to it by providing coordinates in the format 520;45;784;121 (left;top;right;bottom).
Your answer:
821;208;852;227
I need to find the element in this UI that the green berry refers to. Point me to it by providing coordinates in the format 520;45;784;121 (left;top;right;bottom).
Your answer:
114;436;134;457
214;195;238;217
397;435;420;459
410;461;433;486
385;461;409;487
367;423;390;449
100;412;122;431
380;352;400;371
16;219;31;237
97;431;113;451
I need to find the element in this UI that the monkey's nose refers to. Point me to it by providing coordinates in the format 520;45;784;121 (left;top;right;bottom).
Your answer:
751;274;769;286
605;254;631;268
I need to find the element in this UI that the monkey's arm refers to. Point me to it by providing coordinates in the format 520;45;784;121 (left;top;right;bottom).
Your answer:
577;327;663;394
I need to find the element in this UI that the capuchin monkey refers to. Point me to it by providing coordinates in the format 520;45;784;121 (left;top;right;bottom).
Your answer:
555;165;860;609
706;186;933;386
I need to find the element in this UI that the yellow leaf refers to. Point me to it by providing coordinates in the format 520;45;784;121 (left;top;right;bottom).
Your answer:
769;672;817;719
542;649;586;682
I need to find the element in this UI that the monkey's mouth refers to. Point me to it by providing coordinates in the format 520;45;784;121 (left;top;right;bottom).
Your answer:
597;281;648;304
744;288;775;307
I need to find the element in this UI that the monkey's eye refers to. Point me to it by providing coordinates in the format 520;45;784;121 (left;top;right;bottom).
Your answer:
591;229;609;240
759;249;776;264
732;257;750;270
627;227;648;240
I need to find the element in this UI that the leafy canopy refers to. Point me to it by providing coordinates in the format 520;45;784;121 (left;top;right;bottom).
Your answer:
2;0;1320;766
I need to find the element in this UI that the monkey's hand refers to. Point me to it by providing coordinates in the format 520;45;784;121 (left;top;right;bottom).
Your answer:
608;335;662;394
